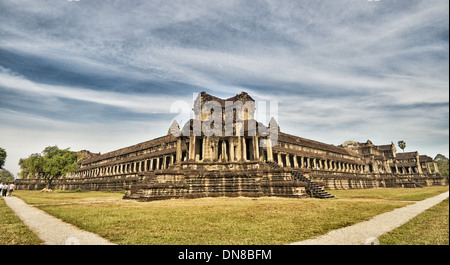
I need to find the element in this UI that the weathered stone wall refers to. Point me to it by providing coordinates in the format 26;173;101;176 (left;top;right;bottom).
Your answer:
309;171;447;190
15;174;144;191
123;167;308;201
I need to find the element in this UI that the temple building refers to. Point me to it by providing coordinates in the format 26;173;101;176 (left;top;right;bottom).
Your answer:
16;92;446;200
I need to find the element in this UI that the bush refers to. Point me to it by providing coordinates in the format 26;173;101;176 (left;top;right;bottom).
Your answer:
75;188;82;192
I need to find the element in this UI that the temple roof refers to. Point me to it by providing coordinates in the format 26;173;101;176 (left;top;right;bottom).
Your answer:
419;155;433;162
278;132;359;157
396;152;418;159
79;134;177;165
194;91;255;109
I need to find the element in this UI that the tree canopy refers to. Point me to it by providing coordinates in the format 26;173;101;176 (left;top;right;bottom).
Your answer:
0;147;6;169
434;154;449;183
0;169;14;183
397;140;406;152
18;146;79;188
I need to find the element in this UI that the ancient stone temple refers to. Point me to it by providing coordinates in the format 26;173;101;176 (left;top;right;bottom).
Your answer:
16;92;446;200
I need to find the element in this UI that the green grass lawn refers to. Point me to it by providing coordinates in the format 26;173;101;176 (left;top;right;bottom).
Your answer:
32;197;410;245
327;186;449;201
8;186;449;245
14;190;123;205
379;198;449;245
0;199;42;245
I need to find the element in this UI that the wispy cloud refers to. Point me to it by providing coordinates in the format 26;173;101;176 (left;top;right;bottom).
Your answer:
0;67;189;115
0;0;448;176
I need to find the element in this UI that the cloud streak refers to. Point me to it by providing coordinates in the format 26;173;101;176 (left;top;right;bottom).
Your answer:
0;0;448;176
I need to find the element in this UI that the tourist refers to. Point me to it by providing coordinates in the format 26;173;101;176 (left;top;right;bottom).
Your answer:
8;183;14;196
2;183;8;197
0;183;3;195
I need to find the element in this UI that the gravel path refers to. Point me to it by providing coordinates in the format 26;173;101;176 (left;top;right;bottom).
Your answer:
290;191;449;245
3;196;115;245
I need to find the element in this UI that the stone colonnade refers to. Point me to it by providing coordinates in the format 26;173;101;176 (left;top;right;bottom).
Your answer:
395;162;439;175
75;136;441;178
186;135;265;162
76;152;177;178
273;152;366;173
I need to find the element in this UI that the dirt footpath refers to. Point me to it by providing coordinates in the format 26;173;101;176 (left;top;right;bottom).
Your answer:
290;191;449;245
3;196;115;245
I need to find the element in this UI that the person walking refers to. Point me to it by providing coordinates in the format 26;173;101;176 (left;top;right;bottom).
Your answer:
0;183;3;197
2;183;8;197
8;182;14;196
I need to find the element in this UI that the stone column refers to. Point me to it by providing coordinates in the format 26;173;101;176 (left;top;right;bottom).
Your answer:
293;155;298;168
221;140;227;161
195;138;202;162
417;162;423;174
286;154;291;167
202;137;207;161
266;138;274;162
425;163;432;174
278;153;282;167
176;138;182;163
433;162;440;173
242;137;247;161
236;136;242;161
213;139;219;161
253;136;259;160
229;140;235;162
189;136;196;162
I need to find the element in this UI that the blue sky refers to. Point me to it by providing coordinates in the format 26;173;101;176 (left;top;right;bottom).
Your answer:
0;0;448;177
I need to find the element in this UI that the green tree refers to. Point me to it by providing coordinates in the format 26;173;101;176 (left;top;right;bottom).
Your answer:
18;146;79;189
18;153;44;179
0;148;6;169
397;140;406;153
434;154;449;183
0;169;14;183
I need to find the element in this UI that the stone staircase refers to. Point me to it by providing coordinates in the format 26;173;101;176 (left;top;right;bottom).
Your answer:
291;170;334;199
266;161;281;169
266;161;334;199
